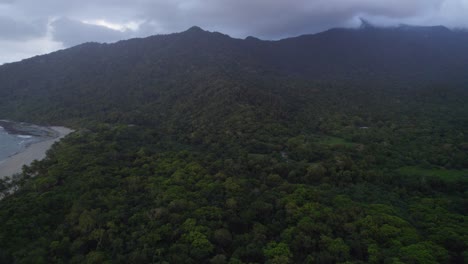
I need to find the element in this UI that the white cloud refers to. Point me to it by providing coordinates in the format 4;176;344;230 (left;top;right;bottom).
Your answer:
82;19;141;32
50;17;133;47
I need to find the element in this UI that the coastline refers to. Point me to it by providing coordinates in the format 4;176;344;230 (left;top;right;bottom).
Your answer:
0;126;73;178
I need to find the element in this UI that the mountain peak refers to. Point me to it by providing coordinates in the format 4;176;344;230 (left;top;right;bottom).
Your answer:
245;36;261;41
185;26;206;33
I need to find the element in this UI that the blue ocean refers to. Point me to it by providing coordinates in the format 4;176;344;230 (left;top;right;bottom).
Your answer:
0;127;39;162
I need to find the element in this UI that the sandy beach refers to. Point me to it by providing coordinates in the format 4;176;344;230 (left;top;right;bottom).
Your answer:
0;126;73;178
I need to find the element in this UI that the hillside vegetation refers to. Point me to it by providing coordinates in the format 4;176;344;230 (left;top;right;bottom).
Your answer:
0;25;467;263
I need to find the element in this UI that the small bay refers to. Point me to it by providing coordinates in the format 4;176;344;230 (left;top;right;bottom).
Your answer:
0;120;55;163
0;121;73;178
0;127;41;162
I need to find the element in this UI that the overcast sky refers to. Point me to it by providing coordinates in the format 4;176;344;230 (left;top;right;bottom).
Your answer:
1;0;468;64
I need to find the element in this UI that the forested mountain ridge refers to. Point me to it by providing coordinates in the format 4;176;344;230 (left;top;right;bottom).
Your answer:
0;25;467;263
1;24;468;124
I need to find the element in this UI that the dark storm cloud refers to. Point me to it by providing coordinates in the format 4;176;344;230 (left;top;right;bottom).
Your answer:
135;0;446;38
5;0;454;40
1;0;468;63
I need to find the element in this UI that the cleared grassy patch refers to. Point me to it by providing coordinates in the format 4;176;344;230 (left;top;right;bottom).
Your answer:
317;136;356;147
397;166;468;182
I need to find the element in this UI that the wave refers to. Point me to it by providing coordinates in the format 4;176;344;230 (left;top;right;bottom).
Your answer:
17;135;33;139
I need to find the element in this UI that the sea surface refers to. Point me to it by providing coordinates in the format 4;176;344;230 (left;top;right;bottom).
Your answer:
0;126;41;163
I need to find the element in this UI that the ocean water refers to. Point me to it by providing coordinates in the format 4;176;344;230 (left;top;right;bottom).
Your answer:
0;127;39;162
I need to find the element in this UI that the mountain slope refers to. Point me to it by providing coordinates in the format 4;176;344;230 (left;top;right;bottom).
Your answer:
1;25;468;124
0;25;467;263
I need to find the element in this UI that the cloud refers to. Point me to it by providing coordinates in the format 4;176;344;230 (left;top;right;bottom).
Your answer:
428;0;468;28
1;0;457;39
91;0;447;38
0;16;47;40
50;17;132;47
1;0;468;63
0;37;62;64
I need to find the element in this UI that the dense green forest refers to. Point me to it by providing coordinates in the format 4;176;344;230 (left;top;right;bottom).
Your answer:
0;25;467;263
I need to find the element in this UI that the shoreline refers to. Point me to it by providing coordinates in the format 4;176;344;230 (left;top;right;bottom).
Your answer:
0;120;57;137
0;126;73;178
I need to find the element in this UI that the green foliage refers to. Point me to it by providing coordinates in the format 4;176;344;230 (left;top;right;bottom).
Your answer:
264;242;292;264
398;166;468;183
0;25;467;264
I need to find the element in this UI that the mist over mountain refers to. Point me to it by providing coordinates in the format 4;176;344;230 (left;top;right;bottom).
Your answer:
0;25;467;263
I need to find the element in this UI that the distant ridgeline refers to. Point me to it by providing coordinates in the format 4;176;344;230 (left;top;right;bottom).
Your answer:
0;24;466;263
0;24;468;125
